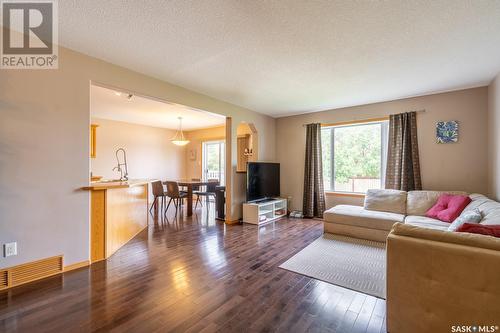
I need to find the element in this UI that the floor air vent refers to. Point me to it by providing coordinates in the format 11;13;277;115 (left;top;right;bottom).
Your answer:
0;270;8;290
1;255;63;290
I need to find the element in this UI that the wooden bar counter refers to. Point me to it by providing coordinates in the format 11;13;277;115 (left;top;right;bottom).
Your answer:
82;180;152;262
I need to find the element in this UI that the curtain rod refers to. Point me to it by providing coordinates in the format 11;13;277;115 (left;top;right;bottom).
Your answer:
302;109;426;127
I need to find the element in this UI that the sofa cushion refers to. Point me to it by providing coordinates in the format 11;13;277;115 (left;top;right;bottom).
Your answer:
462;194;500;226
364;189;407;214
425;194;471;223
404;215;450;231
406;190;467;216
390;222;500;253
324;205;404;231
482;209;500;226
324;223;390;243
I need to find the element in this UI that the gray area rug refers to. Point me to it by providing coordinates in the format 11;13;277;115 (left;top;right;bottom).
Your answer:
280;233;386;298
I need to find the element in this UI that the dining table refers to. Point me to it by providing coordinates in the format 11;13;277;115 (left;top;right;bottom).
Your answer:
163;179;215;216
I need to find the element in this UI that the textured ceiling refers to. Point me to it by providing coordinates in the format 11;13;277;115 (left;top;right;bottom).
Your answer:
91;85;225;130
60;1;500;117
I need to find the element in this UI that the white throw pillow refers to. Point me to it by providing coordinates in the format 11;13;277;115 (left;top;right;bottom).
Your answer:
447;208;482;232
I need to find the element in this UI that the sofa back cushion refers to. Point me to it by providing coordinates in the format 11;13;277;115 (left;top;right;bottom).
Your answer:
364;189;407;214
390;222;500;253
406;190;467;216
466;194;500;226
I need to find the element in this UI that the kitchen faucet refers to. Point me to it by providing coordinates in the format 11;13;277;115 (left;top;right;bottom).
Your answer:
112;148;129;181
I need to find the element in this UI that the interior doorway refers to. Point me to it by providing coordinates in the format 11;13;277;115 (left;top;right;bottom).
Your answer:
89;82;228;222
202;140;225;185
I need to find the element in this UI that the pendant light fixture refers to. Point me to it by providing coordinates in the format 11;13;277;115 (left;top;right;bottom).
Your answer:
171;117;190;146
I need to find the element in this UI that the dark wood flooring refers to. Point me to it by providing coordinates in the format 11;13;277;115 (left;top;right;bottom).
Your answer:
0;206;386;333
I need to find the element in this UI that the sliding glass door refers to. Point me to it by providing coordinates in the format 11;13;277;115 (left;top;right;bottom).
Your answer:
202;140;225;185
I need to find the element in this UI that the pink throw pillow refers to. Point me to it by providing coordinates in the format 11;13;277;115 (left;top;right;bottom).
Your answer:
425;194;471;223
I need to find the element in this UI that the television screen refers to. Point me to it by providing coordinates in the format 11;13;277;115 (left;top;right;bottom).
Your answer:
247;162;280;202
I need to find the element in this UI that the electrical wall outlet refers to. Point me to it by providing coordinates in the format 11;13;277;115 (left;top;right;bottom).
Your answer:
4;242;17;257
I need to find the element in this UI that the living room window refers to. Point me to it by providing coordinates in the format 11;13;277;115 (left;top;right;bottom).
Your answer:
321;120;389;193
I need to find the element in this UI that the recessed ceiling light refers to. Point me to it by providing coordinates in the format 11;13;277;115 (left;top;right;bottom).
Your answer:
114;91;122;96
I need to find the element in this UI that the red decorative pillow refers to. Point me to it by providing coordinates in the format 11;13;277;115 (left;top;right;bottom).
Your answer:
425;194;471;223
457;223;500;238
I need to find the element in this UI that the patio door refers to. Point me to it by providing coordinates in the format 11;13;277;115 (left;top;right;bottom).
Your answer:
202;140;225;185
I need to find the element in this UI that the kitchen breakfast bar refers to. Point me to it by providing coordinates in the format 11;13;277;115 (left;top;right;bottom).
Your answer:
82;180;152;262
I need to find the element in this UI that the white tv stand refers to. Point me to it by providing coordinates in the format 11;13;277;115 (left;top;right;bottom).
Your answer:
243;198;287;225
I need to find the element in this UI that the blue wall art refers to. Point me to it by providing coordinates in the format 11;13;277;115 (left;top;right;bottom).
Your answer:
436;121;459;143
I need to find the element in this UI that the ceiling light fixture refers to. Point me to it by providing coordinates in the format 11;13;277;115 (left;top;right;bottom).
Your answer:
171;117;190;146
114;91;122;96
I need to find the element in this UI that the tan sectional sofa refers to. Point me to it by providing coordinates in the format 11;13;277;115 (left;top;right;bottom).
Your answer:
387;223;500;333
323;190;500;333
323;189;468;241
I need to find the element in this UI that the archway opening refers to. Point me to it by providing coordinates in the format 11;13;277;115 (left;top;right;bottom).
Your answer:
236;122;258;173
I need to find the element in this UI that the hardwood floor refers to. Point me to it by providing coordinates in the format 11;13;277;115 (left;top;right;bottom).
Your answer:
0;206;386;333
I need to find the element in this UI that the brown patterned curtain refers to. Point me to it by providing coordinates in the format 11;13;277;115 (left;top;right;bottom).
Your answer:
385;111;422;191
303;123;326;218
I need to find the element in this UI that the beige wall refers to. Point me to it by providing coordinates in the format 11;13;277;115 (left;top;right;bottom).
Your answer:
277;87;489;211
237;123;253;136
488;74;500;200
0;32;275;268
90;118;185;182
184;126;226;180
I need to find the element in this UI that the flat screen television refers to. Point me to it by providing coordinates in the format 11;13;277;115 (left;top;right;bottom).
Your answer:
246;162;280;202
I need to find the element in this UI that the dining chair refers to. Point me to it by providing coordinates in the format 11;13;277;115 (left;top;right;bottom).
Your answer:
149;180;168;215
191;178;203;209
195;179;220;210
165;181;188;215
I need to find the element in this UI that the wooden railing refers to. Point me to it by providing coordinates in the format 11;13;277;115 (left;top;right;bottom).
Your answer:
326;177;381;193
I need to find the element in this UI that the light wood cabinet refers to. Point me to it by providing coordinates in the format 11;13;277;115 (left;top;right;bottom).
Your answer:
86;182;149;262
90;124;98;158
